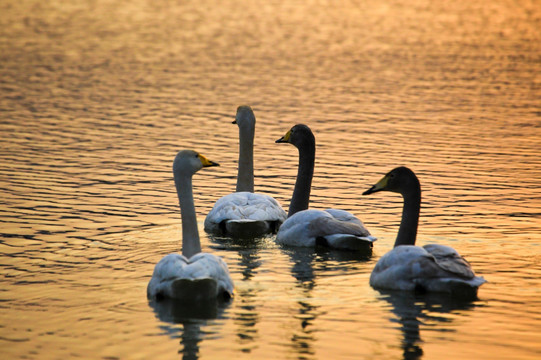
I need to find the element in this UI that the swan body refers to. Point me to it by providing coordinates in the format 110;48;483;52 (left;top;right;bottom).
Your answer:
205;192;286;237
275;124;375;251
205;106;286;237
370;245;485;294
276;209;376;250
148;252;233;302
147;150;234;301
364;167;486;297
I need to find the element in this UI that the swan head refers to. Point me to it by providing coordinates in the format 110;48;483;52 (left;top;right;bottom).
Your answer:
232;105;256;129
275;124;315;149
363;166;419;196
173;150;219;177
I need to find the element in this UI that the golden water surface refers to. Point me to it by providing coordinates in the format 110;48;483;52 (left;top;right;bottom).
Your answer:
1;0;540;359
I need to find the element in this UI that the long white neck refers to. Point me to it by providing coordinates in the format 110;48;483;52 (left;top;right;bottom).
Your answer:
236;123;255;192
174;173;201;258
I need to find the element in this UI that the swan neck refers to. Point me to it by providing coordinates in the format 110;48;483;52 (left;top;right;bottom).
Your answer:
236;124;255;192
394;184;421;247
174;173;201;258
288;141;315;217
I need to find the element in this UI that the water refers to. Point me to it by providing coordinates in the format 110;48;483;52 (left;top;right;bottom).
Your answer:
1;0;540;358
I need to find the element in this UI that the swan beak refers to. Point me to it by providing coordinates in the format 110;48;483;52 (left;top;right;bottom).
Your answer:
276;130;291;143
232;119;237;124
198;154;220;167
363;175;389;195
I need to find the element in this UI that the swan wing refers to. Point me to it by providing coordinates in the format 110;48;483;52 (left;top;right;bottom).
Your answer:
423;244;476;279
147;253;234;301
320;209;373;238
323;208;365;227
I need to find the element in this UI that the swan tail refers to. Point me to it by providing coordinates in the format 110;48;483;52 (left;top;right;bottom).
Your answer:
224;219;280;238
170;278;219;302
420;276;487;299
318;234;376;251
447;277;487;299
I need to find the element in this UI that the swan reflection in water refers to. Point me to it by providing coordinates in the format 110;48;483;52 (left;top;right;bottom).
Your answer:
377;290;481;360
207;235;267;282
208;234;271;354
284;246;373;358
148;294;232;359
284;247;318;358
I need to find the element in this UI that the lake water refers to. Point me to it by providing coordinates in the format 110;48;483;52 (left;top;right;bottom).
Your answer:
1;0;540;359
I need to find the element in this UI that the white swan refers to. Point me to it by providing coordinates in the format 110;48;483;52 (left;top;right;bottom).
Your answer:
147;150;234;301
363;166;486;297
274;124;376;251
204;106;287;238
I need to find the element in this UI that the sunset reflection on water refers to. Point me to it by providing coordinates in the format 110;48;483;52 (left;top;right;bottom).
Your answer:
0;0;540;359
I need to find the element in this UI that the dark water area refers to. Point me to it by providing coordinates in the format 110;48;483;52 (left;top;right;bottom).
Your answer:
1;0;540;359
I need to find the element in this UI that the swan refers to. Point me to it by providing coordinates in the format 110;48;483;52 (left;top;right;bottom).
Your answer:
274;124;376;251
363;166;486;297
204;106;287;238
147;150;234;301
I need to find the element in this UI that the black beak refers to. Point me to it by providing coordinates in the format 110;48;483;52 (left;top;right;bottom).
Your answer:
362;186;379;196
232;119;237;124
275;136;286;143
206;161;220;167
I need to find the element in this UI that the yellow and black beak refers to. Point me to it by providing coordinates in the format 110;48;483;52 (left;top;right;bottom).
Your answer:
363;174;389;195
198;154;220;167
232;119;237;124
275;129;291;144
